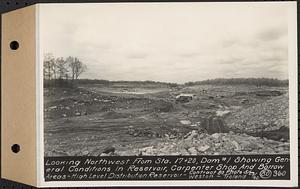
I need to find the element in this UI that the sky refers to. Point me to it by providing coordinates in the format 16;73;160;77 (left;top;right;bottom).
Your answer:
39;2;292;83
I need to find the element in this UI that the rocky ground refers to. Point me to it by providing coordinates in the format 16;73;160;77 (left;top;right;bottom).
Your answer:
225;94;289;141
50;129;289;156
128;92;290;156
133;131;290;156
44;84;290;156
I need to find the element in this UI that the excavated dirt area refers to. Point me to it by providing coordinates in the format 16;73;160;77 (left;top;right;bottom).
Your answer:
44;84;289;156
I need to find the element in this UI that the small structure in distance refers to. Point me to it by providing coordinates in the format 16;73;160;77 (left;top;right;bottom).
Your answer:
175;94;196;103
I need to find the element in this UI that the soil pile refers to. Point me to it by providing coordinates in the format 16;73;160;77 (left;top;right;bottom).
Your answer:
44;88;175;119
225;94;289;141
134;130;289;156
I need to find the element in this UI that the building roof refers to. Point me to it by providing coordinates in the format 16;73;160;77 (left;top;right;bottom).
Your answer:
176;94;195;98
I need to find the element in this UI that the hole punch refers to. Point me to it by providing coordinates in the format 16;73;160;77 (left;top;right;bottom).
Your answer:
10;41;19;50
11;144;20;153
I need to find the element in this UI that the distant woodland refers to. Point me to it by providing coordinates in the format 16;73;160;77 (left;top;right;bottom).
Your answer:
43;54;288;88
185;78;288;87
56;78;288;88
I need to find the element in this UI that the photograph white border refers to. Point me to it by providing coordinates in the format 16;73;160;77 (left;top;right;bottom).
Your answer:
36;2;298;187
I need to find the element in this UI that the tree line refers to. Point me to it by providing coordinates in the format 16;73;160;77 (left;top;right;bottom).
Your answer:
43;53;87;87
75;79;179;88
185;78;288;87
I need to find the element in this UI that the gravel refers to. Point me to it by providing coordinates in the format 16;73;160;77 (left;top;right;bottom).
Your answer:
134;130;289;156
225;94;289;133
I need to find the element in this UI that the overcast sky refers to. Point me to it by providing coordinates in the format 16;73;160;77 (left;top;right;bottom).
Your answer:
40;3;291;83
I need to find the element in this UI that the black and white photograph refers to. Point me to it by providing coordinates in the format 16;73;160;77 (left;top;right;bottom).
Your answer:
41;3;293;158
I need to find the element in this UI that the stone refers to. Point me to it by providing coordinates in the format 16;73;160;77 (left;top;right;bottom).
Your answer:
82;150;90;156
188;147;198;155
231;140;241;151
180;120;191;125
197;145;210;152
100;153;110;156
133;132;139;137
263;122;269;126
256;142;264;149
49;106;57;110
139;146;154;153
216;110;230;117
177;148;189;155
185;130;198;141
198;133;206;139
211;133;221;139
215;143;221;147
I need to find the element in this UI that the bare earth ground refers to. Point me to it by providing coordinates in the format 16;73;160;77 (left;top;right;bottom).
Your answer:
44;84;289;156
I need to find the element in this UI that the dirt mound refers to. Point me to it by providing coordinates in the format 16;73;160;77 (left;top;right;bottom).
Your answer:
225;94;289;141
253;90;283;97
44;87;173;119
44;88;117;119
134;130;289;156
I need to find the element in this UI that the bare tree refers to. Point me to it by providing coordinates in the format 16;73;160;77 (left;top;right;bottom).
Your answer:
74;59;87;79
51;62;58;81
66;56;75;80
43;53;55;80
66;56;87;80
56;57;68;79
44;54;87;88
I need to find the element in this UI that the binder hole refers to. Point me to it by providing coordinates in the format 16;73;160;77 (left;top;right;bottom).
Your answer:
11;144;20;153
10;41;19;50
